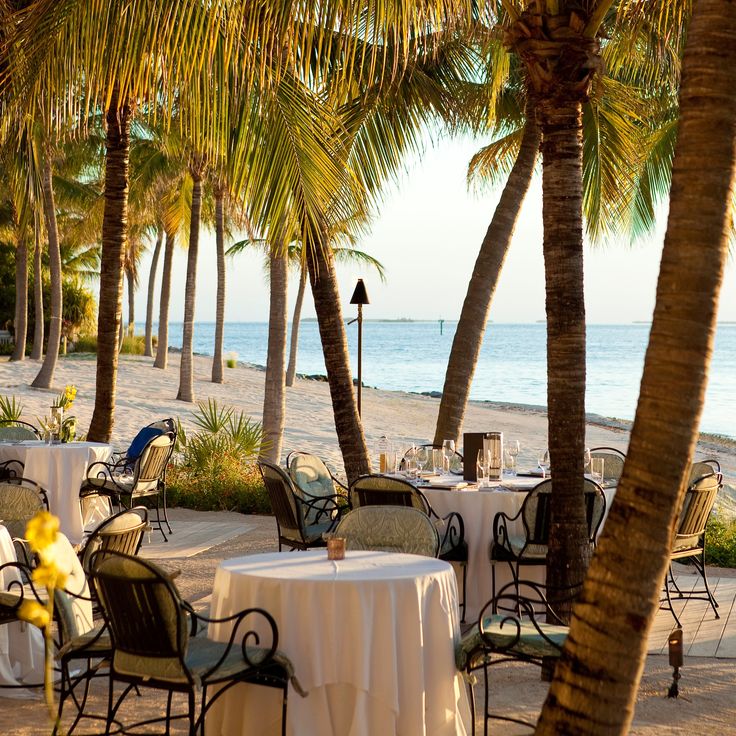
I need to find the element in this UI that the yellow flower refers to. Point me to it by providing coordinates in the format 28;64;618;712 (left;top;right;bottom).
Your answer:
32;562;67;591
18;600;50;629
25;511;59;554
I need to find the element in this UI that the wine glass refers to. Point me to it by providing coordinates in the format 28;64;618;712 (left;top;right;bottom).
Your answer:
442;439;455;473
591;457;605;486
416;446;428;477
476;449;489;488
404;446;418;478
538;449;551;478
507;440;520;476
583;447;591;471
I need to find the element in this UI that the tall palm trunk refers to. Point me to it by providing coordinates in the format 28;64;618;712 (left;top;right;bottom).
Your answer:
154;231;175;369
538;97;589;600
285;264;307;387
144;227;163;357
260;246;288;462
11;232;28;362
176;171;202;403
126;269;135;337
211;186;226;384
537;2;736;732
434;115;540;444
31;225;43;361
306;239;370;482
31;154;62;389
88;87;131;442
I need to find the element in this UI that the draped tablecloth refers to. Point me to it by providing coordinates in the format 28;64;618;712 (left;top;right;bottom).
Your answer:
207;550;471;736
423;484;617;621
0;525;45;698
0;441;111;543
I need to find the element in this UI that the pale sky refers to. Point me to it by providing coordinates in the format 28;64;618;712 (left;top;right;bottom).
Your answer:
133;134;736;326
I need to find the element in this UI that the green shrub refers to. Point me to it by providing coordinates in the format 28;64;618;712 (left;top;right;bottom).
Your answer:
705;514;736;568
167;399;270;514
73;334;97;352
72;333;156;355
0;394;23;422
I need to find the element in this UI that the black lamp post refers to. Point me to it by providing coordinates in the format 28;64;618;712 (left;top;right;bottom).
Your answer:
349;279;369;416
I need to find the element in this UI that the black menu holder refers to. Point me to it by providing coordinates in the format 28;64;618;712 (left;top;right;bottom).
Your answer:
463;432;489;482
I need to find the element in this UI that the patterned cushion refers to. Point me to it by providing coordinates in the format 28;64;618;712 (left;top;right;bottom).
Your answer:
289;454;335;499
456;615;568;671
335;506;439;557
491;534;547;561
0;482;45;538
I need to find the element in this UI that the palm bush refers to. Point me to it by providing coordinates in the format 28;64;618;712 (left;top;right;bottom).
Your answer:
0;395;23;422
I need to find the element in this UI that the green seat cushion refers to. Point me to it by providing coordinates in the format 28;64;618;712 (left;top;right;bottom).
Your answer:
456;614;568;671
490;534;547;561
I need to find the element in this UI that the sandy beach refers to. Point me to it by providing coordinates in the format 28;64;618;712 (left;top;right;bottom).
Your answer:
1;352;734;495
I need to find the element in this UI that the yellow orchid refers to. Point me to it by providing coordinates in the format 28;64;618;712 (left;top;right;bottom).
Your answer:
25;511;59;554
32;563;67;591
18;600;50;629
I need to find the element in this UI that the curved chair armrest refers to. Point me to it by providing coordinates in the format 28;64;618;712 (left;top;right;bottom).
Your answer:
492;509;522;556
0;561;45;605
432;509;465;552
296;491;345;524
81;459;132;495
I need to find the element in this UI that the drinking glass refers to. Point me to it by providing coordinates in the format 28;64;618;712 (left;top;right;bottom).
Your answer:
416;446;428;477
405;446;418;478
442;439;455;473
477;449;489;488
538;449;551;478
503;448;516;476
432;448;444;474
583;447;591;471
591;457;605;486
506;440;520;476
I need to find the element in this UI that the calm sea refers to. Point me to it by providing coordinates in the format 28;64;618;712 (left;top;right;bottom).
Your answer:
140;321;735;439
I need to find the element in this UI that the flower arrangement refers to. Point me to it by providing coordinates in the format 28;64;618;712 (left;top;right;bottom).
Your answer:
18;511;65;723
53;384;77;410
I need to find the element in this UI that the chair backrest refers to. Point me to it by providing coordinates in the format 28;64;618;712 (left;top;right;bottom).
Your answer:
521;478;606;549
80;507;148;573
287;452;335;496
0;459;24;482
0;479;49;539
335;506;440;557
673;473;721;553
350;474;429;513
258;460;305;537
688;459;721;485
89;551;191;683
132;433;175;493
589;447;625;483
51;532;95;642
0;421;39;441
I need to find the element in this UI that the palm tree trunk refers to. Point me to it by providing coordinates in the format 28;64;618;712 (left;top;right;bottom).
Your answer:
153;231;174;369
538;96;590;602
211;186;226;384
285;265;307;387
31;153;62;389
144;227;163;357
176;171;202;403
306;239;370;482
88;86;131;442
434;115;540;445
10;233;28;362
126;270;135;337
30;224;43;361
260;246;288;462
537;2;736;732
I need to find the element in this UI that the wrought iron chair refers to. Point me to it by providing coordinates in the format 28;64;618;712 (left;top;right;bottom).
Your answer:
88;551;299;736
286;451;348;514
456;580;575;735
688;458;721;485
588;446;625;484
334;506;440;557
80;432;175;541
110;417;176;467
662;472;722;626
349;474;469;620
77;506;149;574
490;478;606;600
0;477;49;563
0;458;24;481
0;420;41;440
258;459;343;550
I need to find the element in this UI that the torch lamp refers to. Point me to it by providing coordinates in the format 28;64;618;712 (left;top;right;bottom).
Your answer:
349;279;369;416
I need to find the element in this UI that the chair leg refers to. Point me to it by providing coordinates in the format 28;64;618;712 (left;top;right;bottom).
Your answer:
161;486;173;534
460;562;468;624
693;549;720;617
483;663;490;736
669;565;684;598
281;683;288;736
663;572;681;628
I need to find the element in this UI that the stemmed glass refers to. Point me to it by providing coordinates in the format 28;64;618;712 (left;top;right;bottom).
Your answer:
442;439;455;474
476;449;489;488
591;457;605;486
416;446;428;477
506;440;520;476
538;449;551;478
583;447;591;472
404;446;418;478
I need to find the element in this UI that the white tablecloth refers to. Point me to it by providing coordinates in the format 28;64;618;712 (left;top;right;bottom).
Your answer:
207;550;471;736
0;441;111;543
424;484;616;621
0;525;45;698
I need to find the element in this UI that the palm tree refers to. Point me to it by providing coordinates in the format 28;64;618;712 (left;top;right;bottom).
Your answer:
537;1;736;731
154;229;176;369
211;184;226;384
144;226;163;357
30;216;43;361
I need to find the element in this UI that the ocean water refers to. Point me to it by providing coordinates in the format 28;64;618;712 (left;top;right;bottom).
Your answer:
140;321;736;439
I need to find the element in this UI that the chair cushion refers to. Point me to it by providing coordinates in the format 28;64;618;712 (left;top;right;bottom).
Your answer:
491;534;547;561
58;624;111;658
456;615;568;671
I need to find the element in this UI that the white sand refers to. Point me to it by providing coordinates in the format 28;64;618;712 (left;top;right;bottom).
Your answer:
1;352;734;490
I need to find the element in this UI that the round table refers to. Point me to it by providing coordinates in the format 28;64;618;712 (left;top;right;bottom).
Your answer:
0;441;111;543
207;550;471;736
423;482;616;621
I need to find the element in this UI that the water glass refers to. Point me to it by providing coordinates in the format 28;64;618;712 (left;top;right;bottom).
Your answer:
591;457;605;486
538;449;551;478
503;448;516;476
442;439;455;473
432;448;444;474
404;447;418;478
477;449;489;488
416;446;428;477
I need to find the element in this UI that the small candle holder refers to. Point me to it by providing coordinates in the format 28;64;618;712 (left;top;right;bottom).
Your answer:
327;537;346;561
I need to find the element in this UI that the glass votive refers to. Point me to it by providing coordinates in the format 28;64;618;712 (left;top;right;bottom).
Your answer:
327;537;346;560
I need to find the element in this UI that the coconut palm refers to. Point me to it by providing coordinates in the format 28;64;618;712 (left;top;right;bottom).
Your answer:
30;216;43;360
537;1;736;731
143;226;163;357
211;184;226;384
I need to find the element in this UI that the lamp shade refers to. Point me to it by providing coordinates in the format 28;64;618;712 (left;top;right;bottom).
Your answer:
350;279;370;305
